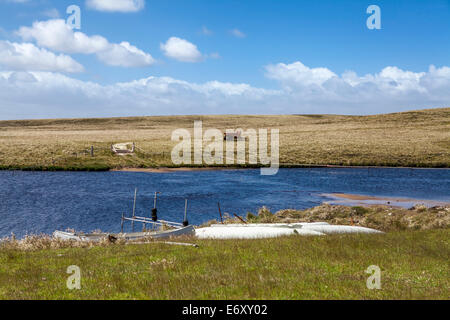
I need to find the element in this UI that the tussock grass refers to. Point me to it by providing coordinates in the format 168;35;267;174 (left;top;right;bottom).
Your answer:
0;108;448;170
202;204;450;232
0;230;448;299
257;204;450;232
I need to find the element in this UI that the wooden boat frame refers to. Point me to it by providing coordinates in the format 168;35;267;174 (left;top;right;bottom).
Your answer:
53;190;194;242
53;225;195;242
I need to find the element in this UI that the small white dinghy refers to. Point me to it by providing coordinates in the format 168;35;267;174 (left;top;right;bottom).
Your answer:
53;231;106;242
53;191;195;242
53;225;195;242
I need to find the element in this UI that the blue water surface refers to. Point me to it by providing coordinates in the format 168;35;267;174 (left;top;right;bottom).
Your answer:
0;168;449;238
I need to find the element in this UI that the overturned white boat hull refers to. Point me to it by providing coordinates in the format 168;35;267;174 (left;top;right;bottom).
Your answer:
196;226;324;239
208;222;330;229
195;223;382;239
301;224;383;235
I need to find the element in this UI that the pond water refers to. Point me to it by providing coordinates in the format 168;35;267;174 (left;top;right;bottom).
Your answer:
0;168;449;238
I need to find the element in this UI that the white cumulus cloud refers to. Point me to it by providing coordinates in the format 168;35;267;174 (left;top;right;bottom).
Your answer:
17;19;155;67
160;37;203;63
266;61;336;87
0;61;449;119
264;61;450;113
0;71;278;119
96;41;155;67
0;40;84;73
86;0;145;13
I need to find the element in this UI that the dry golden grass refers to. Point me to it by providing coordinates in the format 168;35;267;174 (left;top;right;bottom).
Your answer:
0;108;449;170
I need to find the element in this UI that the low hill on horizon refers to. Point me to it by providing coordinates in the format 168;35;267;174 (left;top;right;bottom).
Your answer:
0;107;448;126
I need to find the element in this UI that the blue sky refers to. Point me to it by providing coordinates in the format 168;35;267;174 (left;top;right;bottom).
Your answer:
0;0;449;119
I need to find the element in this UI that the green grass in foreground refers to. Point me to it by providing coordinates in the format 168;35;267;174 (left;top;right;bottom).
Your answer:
0;229;448;299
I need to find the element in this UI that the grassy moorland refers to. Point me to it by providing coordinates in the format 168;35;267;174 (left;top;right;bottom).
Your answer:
0;205;448;300
0;230;448;300
0;108;448;170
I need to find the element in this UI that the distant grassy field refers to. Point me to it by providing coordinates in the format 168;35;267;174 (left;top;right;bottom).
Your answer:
0;230;448;300
0;108;449;170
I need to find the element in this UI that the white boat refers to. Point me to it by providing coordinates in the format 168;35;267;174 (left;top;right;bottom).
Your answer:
195;226;324;239
121;225;195;240
53;191;197;243
195;223;382;239
53;225;195;242
301;224;383;235
208;222;330;228
52;231;106;242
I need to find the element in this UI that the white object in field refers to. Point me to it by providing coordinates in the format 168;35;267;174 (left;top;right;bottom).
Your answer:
195;222;382;239
301;224;383;234
53;225;195;242
195;226;324;239
122;225;195;240
209;222;330;228
53;231;106;242
111;142;135;155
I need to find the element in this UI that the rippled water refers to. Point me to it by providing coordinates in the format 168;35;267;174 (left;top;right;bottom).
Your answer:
0;168;449;238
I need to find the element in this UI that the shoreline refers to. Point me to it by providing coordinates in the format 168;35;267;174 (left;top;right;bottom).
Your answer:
110;167;255;173
2;199;449;240
111;164;450;173
2;196;449;240
1;164;449;173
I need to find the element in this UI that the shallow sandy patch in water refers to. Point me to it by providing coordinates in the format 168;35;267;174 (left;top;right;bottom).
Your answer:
321;193;450;208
